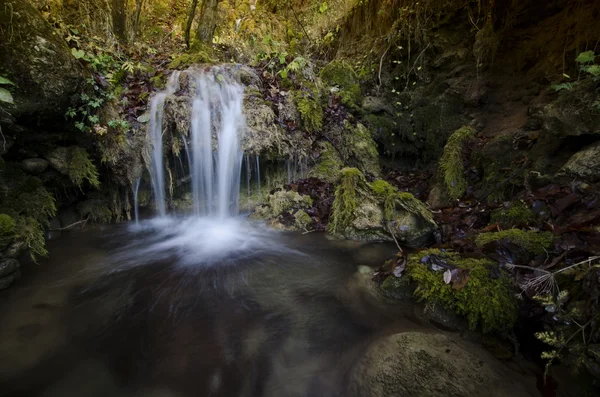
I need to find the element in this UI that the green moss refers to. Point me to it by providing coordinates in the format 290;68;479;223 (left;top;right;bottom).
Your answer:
69;147;100;189
490;200;535;228
16;217;47;261
329;168;367;234
369;180;435;225
344;121;380;176
310;142;344;182
296;89;324;132
406;249;518;333
319;61;361;109
169;51;214;69
439;126;475;200
294;209;312;230
475;229;554;255
0;214;16;249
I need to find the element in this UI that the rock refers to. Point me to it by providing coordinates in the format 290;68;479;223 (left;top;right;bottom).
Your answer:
0;0;86;118
557;141;600;182
21;158;49;174
4;240;27;258
0;258;19;277
362;96;393;114
350;332;535;397
250;189;314;231
44;146;70;175
388;210;436;247
0;273;15;290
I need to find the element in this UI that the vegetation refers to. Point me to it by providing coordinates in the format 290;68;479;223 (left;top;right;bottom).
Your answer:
69;147;101;189
475;229;554;255
406;249;518;333
439;126;475;200
490;200;535;228
329;167;367;234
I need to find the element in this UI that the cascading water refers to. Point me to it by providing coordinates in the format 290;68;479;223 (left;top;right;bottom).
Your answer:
148;69;245;219
148;71;180;217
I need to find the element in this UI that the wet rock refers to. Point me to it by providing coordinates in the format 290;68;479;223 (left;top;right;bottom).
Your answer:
21;158;49;174
0;258;19;277
350;332;535;397
556;141;600;182
388;211;436;247
0;273;15;290
362;96;393;114
4;240;27;258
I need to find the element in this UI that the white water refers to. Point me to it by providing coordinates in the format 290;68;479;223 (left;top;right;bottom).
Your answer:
148;71;180;217
148;69;245;219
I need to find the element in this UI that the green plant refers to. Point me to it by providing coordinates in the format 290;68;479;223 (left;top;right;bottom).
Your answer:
68;147;100;189
439;126;475;200
0;76;15;104
16;217;48;260
329;168;367;234
0;214;16;248
490;200;535;228
406;249;518;333
475;229;554;255
296;89;324;132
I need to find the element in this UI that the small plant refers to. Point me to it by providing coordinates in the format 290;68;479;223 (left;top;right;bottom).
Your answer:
68;147;100;189
0;76;15;104
329;168;367;234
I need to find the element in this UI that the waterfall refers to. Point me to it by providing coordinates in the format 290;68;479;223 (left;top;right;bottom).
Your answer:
148;71;180;217
133;177;141;225
148;69;245;219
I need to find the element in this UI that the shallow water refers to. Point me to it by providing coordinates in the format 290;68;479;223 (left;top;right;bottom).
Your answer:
0;217;422;397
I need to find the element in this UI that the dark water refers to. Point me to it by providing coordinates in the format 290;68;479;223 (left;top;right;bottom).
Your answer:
0;218;421;397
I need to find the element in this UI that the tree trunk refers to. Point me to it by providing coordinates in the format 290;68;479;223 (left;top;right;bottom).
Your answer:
111;0;127;43
196;0;220;44
185;0;199;48
131;0;145;41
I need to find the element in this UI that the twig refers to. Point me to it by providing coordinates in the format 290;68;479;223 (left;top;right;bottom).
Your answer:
0;124;5;153
387;222;404;253
378;44;391;87
287;2;314;48
49;217;89;231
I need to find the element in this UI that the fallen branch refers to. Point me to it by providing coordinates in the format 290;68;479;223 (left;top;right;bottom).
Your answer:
49;217;89;232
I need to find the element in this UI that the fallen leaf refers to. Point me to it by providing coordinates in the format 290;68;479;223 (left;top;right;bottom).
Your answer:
443;269;452;284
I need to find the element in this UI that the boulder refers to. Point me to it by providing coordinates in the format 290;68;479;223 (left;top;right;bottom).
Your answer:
0;258;19;277
44;146;70;175
557;141;600;182
349;332;535;397
0;0;86;118
0;273;15;290
21;158;49;174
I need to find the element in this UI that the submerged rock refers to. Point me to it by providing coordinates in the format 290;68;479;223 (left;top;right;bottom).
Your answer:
350;332;535;397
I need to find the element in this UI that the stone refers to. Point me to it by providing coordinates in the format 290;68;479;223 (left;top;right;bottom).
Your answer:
21;158;49;174
4;240;27;258
362;96;393;114
557;141;600;182
44;146;70;175
350;332;535;397
0;258;19;277
388;211;436;248
0;273;15;290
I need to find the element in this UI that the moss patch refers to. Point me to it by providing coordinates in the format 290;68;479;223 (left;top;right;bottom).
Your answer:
329;167;368;234
370;179;434;225
0;214;16;249
490;200;535;228
311;142;344;182
475;229;553;255
295;87;324;132
439;126;475;200
319;60;361;109
406;249;518;333
169;51;215;69
68;147;100;189
344;121;380;176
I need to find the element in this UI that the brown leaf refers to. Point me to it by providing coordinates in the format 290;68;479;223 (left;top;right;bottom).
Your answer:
451;268;471;290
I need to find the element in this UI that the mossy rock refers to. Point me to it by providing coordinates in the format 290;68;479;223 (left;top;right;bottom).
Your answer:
343;121;380;177
490;200;535;228
0;214;16;250
169;51;215;70
439;126;475;200
404;249;518;333
250;189;313;231
475;229;553;255
295;86;324;132
310;141;344;182
319;61;361;109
